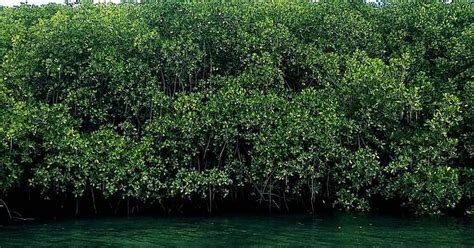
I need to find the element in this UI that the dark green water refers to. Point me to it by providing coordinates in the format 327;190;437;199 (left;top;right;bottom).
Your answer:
0;213;473;247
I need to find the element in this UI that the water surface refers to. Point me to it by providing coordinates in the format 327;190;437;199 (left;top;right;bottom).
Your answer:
0;213;473;247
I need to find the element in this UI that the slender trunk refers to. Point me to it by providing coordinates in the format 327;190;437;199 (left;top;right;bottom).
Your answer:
203;41;207;79
209;55;213;78
189;74;192;92
218;142;227;167
326;169;330;199
202;137;211;166
173;74;178;94
310;177;314;214
283;190;289;213
159;199;167;214
91;187;97;215
0;199;12;221
114;198;122;215
284;176;289;212
149;98;153;120
127;197;130;216
160;68;166;96
75;198;79;216
209;186;212;214
269;179;272;214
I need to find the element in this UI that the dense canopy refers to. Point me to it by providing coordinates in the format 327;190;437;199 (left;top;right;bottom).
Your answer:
0;0;473;215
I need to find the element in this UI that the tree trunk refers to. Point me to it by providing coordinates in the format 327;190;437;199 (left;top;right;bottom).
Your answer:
75;198;79;216
91;187;97;215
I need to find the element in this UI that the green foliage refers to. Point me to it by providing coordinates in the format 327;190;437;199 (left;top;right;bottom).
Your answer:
0;1;472;215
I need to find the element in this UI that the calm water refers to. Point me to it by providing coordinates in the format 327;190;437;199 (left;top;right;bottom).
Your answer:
0;213;473;247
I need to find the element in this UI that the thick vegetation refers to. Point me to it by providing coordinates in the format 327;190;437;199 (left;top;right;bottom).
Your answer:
0;1;472;215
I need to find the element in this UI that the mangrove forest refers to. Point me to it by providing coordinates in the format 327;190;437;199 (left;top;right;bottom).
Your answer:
0;0;473;218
